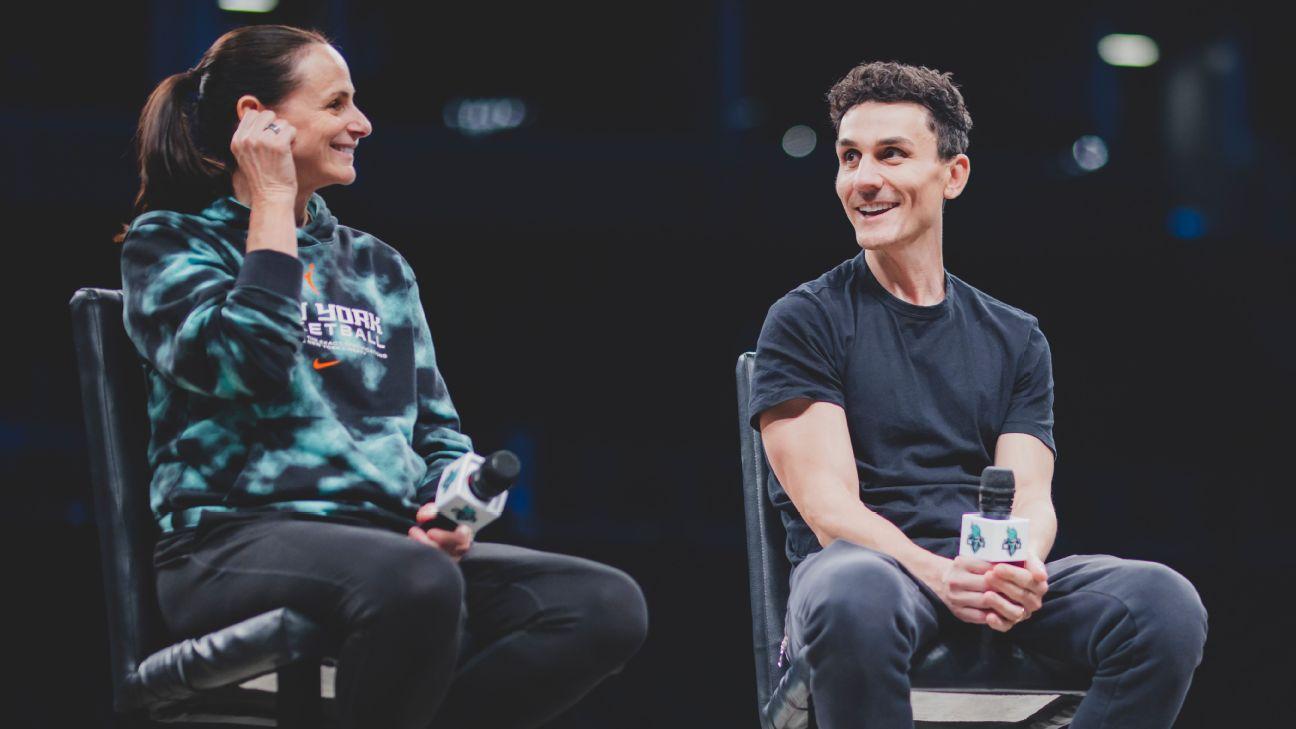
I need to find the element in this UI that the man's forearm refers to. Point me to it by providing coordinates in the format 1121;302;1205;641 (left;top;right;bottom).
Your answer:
812;500;949;589
758;400;950;590
993;432;1057;562
1012;497;1057;561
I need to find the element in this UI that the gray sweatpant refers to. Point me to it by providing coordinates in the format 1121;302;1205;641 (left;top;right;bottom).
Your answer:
785;540;1207;729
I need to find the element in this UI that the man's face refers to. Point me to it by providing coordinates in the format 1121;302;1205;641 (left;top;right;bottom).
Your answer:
834;101;968;252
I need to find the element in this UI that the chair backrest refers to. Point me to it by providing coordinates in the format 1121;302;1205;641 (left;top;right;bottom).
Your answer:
735;352;790;715
70;287;165;712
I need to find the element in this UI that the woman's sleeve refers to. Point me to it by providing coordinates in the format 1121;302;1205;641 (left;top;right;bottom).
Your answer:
405;274;474;504
120;213;304;400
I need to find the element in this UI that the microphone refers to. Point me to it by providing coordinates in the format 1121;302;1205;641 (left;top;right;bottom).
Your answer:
429;450;520;532
959;466;1030;566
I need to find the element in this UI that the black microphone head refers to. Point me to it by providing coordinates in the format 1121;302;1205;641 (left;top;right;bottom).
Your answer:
979;466;1015;519
470;450;521;500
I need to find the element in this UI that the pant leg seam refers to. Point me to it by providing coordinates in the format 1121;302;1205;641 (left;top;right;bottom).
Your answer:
185;552;354;590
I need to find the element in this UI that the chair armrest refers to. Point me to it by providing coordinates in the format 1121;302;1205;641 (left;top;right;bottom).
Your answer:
126;608;328;709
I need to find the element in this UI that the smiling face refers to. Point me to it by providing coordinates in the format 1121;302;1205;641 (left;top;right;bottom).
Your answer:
273;44;372;194
834;101;969;253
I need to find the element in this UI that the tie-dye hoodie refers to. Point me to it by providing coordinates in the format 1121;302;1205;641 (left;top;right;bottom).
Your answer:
121;194;472;532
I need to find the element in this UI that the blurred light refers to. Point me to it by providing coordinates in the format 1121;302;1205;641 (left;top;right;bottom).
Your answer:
65;499;90;527
218;0;279;12
1098;34;1160;67
725;98;761;132
782;125;817;158
504;429;540;538
1168;206;1206;239
1071;135;1109;171
443;98;527;137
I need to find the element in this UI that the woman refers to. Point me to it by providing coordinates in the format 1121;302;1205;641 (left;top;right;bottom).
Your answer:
120;25;647;729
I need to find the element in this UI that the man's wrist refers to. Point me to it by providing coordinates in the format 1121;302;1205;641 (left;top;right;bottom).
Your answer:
905;549;951;592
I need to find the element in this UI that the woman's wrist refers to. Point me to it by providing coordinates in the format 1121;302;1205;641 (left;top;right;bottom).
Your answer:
246;199;298;256
250;193;297;214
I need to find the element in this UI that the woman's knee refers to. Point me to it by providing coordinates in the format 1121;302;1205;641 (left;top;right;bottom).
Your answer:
352;546;465;631
565;563;649;665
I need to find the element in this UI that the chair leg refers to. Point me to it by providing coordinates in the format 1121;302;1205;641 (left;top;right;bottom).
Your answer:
276;662;321;729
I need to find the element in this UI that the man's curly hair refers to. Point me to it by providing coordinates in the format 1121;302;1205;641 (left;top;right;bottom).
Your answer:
826;61;973;160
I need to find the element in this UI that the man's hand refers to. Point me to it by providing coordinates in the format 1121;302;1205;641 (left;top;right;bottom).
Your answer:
407;502;473;562
985;553;1049;623
937;555;1036;633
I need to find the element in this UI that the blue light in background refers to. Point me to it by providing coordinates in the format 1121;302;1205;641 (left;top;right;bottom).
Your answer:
65;499;91;527
0;420;27;451
503;429;540;538
1168;206;1207;239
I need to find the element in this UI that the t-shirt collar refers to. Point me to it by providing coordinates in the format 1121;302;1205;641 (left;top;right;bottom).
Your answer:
855;252;951;320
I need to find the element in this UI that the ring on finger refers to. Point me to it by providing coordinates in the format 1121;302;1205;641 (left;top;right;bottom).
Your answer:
264;122;282;134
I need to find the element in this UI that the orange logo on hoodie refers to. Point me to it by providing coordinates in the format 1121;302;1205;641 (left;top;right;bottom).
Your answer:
305;263;319;295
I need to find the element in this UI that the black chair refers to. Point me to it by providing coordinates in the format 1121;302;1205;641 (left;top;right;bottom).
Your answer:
71;287;337;727
735;352;1089;729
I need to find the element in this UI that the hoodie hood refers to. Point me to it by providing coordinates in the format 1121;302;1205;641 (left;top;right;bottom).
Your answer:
199;193;338;245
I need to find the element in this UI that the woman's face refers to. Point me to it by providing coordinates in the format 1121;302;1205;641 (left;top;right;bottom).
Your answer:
273;44;372;194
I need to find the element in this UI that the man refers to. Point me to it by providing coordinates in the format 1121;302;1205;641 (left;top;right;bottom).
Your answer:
750;61;1206;728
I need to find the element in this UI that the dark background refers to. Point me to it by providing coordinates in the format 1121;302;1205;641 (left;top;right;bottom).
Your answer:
3;1;1292;726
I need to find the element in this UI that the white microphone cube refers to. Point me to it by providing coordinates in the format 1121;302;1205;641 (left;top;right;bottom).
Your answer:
959;513;1030;563
435;453;508;531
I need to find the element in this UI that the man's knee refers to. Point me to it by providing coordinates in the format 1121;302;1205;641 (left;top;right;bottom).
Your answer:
800;541;915;638
1116;561;1208;672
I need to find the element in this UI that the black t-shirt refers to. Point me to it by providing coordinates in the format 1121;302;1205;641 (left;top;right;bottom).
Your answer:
750;253;1055;566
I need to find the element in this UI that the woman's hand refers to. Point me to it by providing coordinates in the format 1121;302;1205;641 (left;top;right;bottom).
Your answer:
230;109;298;206
407;501;473;562
936;555;1032;633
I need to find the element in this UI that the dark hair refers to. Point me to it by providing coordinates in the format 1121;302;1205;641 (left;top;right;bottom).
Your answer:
826;61;973;161
117;24;329;241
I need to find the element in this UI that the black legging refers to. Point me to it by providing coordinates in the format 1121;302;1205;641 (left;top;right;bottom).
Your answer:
154;512;648;729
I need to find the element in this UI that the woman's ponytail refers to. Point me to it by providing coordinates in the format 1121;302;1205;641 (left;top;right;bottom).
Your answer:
115;69;226;241
116;25;329;243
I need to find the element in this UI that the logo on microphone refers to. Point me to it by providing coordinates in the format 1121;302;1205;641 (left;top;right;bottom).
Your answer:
967;524;985;553
1002;527;1022;557
450;506;478;524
